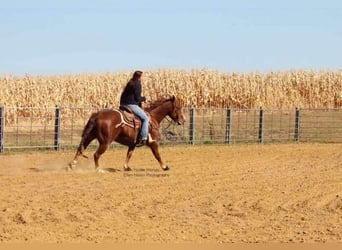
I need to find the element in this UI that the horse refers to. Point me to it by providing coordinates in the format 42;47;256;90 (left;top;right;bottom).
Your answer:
68;96;185;172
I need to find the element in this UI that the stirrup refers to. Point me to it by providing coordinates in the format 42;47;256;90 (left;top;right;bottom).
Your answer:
136;139;148;147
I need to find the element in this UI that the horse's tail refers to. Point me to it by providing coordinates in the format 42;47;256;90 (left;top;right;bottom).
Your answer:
77;112;98;158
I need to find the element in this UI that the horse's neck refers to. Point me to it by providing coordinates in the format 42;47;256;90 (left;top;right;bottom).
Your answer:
149;103;170;124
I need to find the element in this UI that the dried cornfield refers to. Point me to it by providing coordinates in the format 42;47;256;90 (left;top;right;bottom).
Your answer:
0;69;341;122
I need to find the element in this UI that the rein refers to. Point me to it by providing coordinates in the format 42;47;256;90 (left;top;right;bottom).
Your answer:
145;98;175;130
163;116;173;130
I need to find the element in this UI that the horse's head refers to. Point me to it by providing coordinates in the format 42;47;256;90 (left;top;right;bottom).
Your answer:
147;96;185;125
168;95;185;125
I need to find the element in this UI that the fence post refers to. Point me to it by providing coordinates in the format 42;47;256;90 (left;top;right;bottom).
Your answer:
189;107;195;144
294;107;301;142
225;108;232;144
0;106;4;153
54;106;61;151
258;107;264;143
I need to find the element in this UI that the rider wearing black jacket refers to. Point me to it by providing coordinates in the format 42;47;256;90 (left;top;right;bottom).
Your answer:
120;71;146;107
120;71;149;145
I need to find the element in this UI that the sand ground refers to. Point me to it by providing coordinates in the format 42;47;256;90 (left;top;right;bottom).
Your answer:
0;143;341;243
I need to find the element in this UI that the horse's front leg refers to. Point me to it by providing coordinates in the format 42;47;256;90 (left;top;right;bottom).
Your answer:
124;145;136;171
149;142;169;171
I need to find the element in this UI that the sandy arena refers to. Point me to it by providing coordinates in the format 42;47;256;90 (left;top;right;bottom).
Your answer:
0;143;341;243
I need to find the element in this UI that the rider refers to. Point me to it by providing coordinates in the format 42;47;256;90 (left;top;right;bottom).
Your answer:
120;70;149;145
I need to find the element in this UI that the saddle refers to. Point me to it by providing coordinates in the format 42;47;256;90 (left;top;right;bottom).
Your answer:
117;105;154;145
119;105;141;128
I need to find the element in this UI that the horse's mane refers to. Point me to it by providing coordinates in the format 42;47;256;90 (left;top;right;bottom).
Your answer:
145;97;174;112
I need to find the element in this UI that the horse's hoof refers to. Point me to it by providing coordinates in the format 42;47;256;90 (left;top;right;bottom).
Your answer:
67;163;74;171
96;168;106;173
163;166;170;171
68;160;77;170
124;166;132;171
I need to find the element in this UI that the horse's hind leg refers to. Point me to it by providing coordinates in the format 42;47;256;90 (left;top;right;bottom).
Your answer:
94;142;109;172
124;145;136;171
149;142;169;171
69;133;96;170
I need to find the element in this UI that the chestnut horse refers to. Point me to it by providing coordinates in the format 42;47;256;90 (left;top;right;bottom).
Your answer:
68;96;185;172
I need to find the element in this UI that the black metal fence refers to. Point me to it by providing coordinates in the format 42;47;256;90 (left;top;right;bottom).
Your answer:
0;106;341;152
